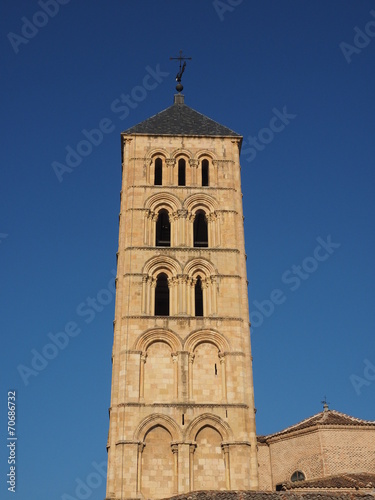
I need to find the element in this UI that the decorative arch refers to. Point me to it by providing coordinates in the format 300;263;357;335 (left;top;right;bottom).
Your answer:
135;414;182;442
184;329;230;354
183;259;218;317
171;148;192;161
141;257;181;316
135;415;181;498
134;328;182;353
185;330;230;403
145;192;181;213
145;149;169;185
144;193;181;246
186;413;233;442
184;194;220;247
143;255;181;278
196;151;216;188
184;258;217;278
187;415;232;491
184;193;218;214
146;148;170;160
134;330;182;402
196;150;217;161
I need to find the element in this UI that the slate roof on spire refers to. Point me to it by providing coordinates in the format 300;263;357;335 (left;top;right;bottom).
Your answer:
257;409;375;443
123;95;241;138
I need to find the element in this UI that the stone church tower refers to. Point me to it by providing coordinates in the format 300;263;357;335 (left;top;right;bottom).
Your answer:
105;91;258;499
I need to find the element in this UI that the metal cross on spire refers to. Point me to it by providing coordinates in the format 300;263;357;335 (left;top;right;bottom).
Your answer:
169;50;192;92
321;396;330;411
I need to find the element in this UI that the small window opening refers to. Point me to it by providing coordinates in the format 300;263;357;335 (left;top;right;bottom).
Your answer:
291;471;305;482
225;409;228;418
178;158;186;186
154;158;162;185
194;276;203;316
182;414;185;425
275;484;283;491
214;363;218;376
155;210;170;247
155;273;169;316
202;159;209;186
193;211;208;247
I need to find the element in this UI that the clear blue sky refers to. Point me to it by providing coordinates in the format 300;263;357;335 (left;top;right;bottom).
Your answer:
1;1;374;498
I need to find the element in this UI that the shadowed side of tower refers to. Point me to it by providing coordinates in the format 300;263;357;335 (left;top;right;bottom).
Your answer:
105;93;258;499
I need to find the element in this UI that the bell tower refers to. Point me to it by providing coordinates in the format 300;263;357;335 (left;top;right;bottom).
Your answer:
105;83;258;499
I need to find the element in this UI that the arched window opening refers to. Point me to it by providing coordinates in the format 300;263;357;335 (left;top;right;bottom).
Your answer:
155;273;169;316
193;210;208;247
155;210;170;247
202;159;209;186
154;158;162;185
195;276;204;316
178;158;186;186
291;471;305;482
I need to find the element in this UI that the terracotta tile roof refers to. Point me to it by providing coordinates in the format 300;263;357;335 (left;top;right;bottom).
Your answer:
166;490;375;499
257;410;375;442
123;96;241;137
281;472;375;490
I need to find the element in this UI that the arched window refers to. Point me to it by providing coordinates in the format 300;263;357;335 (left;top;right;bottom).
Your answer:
155;273;169;316
195;276;204;316
291;471;305;482
155;210;170;247
154;158;162;185
202;159;209;186
193;211;208;247
178;158;186;186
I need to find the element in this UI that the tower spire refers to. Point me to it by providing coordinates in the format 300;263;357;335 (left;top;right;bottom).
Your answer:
169;50;192;92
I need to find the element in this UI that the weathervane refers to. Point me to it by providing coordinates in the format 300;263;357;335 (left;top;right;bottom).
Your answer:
321;396;330;411
169;50;192;92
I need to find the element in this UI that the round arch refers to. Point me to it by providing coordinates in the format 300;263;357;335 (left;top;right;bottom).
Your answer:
134;414;182;442
145;192;181;213
185;413;233;442
133;328;182;353
184;258;217;278
184;193;219;214
143;255;182;278
184;329;230;354
146;148;170;160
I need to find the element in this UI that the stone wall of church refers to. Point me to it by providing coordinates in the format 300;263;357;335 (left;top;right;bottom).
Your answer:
258;426;375;491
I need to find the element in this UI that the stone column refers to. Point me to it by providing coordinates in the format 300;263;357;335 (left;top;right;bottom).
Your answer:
222;443;231;490
188;353;195;400
189;443;197;491
166;159;175;185
141;275;148;314
139;353;147;400
171;443;179;494
150;278;156;316
136;442;145;495
189;159;198;186
172;353;178;400
219;352;227;402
